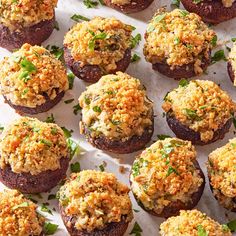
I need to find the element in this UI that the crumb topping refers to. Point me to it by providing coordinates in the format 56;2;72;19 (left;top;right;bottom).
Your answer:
0;117;68;175
111;0;131;5
144;9;215;72
64;17;132;73
0;44;68;108
130;138;203;214
58;170;133;232
162;80;236;142
160;209;231;236
0;189;44;236
79;72;153;141
222;0;235;7
229;43;236;85
0;0;57;31
208;138;236;210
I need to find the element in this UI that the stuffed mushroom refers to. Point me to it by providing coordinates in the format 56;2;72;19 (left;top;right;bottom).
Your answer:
162;80;236;145
160;209;231;235
0;189;45;235
0;43;68;114
103;0;154;13
79;72;154;154
181;0;236;24
228;43;236;84
130;137;205;218
64;17;132;83
0;0;57;51
57;170;133;236
0;117;69;193
143;9;216;79
207;138;236;212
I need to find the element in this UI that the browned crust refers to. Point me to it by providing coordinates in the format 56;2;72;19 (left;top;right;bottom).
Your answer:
131;161;205;218
166;112;233;145
0;15;55;52
80;114;154;154
3;90;65;115
59;204;129;236
152;52;211;79
103;0;154;13
228;61;235;84
181;0;236;24
63;47;131;83
0;157;69;193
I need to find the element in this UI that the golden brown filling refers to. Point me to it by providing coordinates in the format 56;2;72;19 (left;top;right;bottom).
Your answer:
229;43;236;85
160;209;231;236
162;80;236;142
208;138;236;210
111;0;131;5
0;117;68;175
58;170;133;232
0;0;57;31
130;138;203;214
0;189;44;236
79;72;153;141
64;17;132;73
144;9;215;73
222;0;235;7
0;44;68;108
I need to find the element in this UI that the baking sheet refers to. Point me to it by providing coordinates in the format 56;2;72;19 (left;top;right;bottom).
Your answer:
0;0;236;235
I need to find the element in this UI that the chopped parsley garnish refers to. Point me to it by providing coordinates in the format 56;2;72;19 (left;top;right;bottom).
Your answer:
83;0;99;8
93;106;102;113
45;114;55;123
147;14;166;33
71;14;90;22
232;38;236;42
174;37;180;45
88;31;108;50
41;203;53;215
73;103;82;115
48;194;56;200
179;79;189;87
211;50;227;63
40;139;52;147
211;35;217;47
99;163;105;172
61;126;73;138
54;20;60;31
227;219;236;232
184;108;201;120
222;224;230;232
171;0;180;7
67;138;80;159
46;45;64;61
197;225;208;236
130;222;143;236
130;33;141;49
179;10;189;16
132;158;149;177
67;72;75;90
43;222;58;235
0;125;4;131
19;57;37;83
64;99;74;104
166;166;179;177
157;134;171;140
12;201;29;210
131;54;141;63
70;162;81;173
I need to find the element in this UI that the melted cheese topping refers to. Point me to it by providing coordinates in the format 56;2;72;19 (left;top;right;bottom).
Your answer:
0;117;68;175
64;17;132;73
0;44;68;108
130;138;203;214
222;0;235;7
229;43;236;85
208;138;236;210
58;170;133;232
162;80;236;142
144;9;215;71
0;0;57;31
79;72;153;141
0;190;44;236
160;209;231;236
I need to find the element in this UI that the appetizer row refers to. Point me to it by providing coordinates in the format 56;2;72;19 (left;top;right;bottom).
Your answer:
1;4;236;81
0;119;235;234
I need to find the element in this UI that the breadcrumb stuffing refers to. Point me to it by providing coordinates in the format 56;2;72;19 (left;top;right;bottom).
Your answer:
64;17;132;73
111;0;131;5
0;44;68;108
208;138;236;210
229;43;236;85
79;72;153;140
130;138;203;214
0;0;57;31
160;209;231;236
144;9;215;71
58;170;133;232
0;117;69;175
222;0;235;7
162;80;236;142
0;189;44;236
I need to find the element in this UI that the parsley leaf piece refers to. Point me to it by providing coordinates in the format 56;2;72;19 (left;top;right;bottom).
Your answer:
73;103;82;115
211;50;227;63
197;225;208;236
12;202;29;210
227;219;236;232
70;162;81;173
71;14;90;22
179;79;189;87
61;127;73;138
43;222;58;235
67;72;75;90
130;222;142;236
157;134;171;140
131;54;141;63
45;114;55;123
130;33;141;49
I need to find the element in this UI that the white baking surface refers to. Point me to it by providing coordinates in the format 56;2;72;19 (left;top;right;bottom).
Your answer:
0;0;236;235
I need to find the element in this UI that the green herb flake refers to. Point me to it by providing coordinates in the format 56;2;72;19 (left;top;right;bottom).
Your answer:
61;126;73;138
232;38;236;42
93;106;102;113
12;201;29;210
179;79;189;87
40;139;52;147
211;50;227;63
174;37;180;45
83;0;99;8
166;166;179;177
184;108;200;120
171;0;180;7
227;219;236;232
88;31;108;50
222;224;230;232
67;138;80;159
48;194;56;200
157;134;171;140
70;162;81;173
41;203;53;215
43;222;58;235
46;45;64;61
64;99;74;104
67;72;75;90
20;57;37;73
99;164;105;172
154;13;166;23
131;54;141;63
130;33;142;49
73;103;82;115
211;35;217;47
130;222;142;236
45;114;55;123
71;14;90;22
197;224;208;236
54;20;60;31
179;10;189;17
0;125;4;131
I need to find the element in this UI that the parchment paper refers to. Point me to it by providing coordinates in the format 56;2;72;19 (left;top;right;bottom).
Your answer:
0;0;236;235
